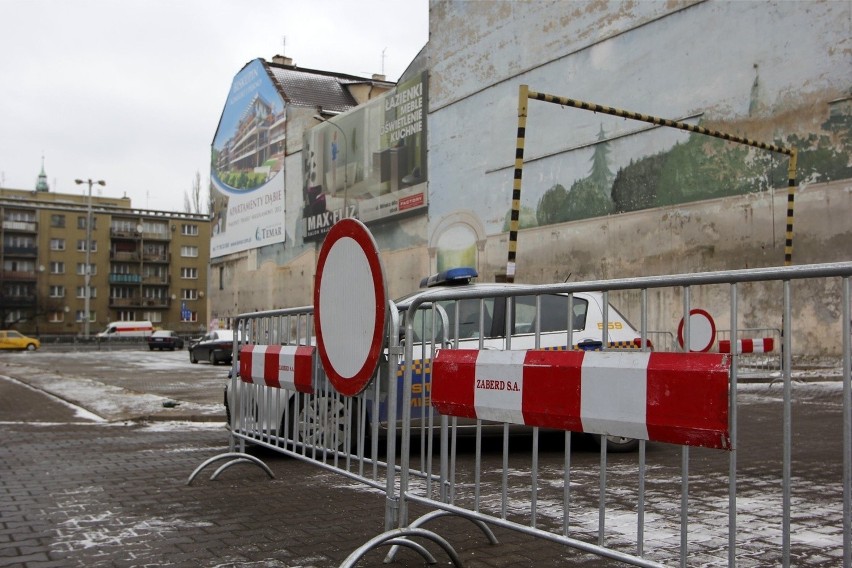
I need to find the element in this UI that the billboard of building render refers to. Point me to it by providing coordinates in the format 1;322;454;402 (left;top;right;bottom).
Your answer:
210;59;286;258
302;71;428;241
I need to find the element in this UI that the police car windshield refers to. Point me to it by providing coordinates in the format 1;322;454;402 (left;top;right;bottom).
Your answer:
401;293;589;343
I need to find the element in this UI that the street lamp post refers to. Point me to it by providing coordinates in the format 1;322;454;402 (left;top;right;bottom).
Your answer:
313;115;349;213
74;178;105;338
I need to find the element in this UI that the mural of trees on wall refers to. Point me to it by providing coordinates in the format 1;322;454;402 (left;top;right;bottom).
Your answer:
613;114;852;214
535;125;614;226
508;106;851;229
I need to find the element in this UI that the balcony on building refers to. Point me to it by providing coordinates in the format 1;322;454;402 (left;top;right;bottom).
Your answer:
2;244;38;257
110;250;140;261
109;273;142;284
109;297;142;308
109;225;171;242
0;293;36;308
142;274;170;285
142;251;170;263
1;269;38;282
2;220;38;233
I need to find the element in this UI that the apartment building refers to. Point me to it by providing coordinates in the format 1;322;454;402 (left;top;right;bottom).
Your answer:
0;186;210;337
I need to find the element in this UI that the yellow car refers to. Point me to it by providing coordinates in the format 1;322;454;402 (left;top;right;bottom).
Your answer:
0;330;40;351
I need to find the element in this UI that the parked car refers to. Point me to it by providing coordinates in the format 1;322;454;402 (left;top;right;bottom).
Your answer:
227;267;648;452
190;330;234;365
97;320;154;338
0;330;40;351
147;330;184;351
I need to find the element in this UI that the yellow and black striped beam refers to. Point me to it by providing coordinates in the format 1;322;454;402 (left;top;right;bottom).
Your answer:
505;86;799;277
785;150;798;266
505;84;529;283
527;89;795;156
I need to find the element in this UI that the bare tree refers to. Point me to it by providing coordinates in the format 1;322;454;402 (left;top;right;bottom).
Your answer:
183;171;207;214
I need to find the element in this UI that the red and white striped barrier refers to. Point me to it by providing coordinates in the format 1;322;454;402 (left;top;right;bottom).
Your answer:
431;349;731;450
239;345;315;393
718;338;774;354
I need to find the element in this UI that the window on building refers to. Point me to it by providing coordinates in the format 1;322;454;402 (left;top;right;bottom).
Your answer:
75;310;95;323
141;242;167;261
76;263;97;276
49;285;65;298
141;221;168;236
143;265;166;278
77;216;98;230
142;312;162;323
5;235;34;248
181;288;198;300
110;286;133;299
3;259;35;273
180;267;198;279
4;310;25;324
49;261;65;274
48;311;65;323
117;311;135;322
76;239;97;252
2;283;28;298
76;286;96;299
50;214;66;228
49;238;66;251
143;287;165;299
181;223;199;236
182;311;198;323
5;211;35;222
111;219;137;233
180;245;199;258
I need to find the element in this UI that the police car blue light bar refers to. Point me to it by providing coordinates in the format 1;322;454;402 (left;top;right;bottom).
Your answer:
420;267;479;288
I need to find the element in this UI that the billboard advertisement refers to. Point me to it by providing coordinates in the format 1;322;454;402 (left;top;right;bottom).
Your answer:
302;71;428;241
210;59;286;258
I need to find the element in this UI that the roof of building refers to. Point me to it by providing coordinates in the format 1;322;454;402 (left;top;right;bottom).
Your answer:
266;65;360;113
0;187;208;220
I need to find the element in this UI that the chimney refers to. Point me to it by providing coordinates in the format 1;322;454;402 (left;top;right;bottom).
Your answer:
272;54;294;66
372;73;386;82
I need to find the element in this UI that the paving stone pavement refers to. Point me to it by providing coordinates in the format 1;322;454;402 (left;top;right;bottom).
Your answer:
0;417;619;568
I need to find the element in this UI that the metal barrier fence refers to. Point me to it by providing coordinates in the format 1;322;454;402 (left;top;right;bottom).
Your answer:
191;261;851;567
716;328;783;379
205;304;403;532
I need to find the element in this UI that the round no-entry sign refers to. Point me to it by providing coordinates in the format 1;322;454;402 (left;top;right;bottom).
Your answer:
677;308;717;352
314;219;388;396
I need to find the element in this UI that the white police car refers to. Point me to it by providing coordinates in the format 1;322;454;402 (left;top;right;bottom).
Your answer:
397;267;645;351
385;268;647;451
227;268;647;452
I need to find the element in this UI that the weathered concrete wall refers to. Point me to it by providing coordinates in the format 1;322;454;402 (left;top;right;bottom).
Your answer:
427;0;850;239
477;180;851;356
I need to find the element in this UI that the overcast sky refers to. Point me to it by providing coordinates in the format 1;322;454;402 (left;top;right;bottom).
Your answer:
0;0;428;212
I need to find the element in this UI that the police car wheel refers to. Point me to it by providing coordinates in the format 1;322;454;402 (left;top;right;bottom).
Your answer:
599;435;640;453
289;394;354;452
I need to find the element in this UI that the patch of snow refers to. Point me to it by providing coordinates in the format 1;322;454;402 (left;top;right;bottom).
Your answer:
0;374;106;422
52;485;213;556
137;421;227;432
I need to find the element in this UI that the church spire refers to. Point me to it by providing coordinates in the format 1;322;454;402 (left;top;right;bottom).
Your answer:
35;156;49;192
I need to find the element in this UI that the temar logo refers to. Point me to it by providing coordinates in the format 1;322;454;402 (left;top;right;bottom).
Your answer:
255;225;283;241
